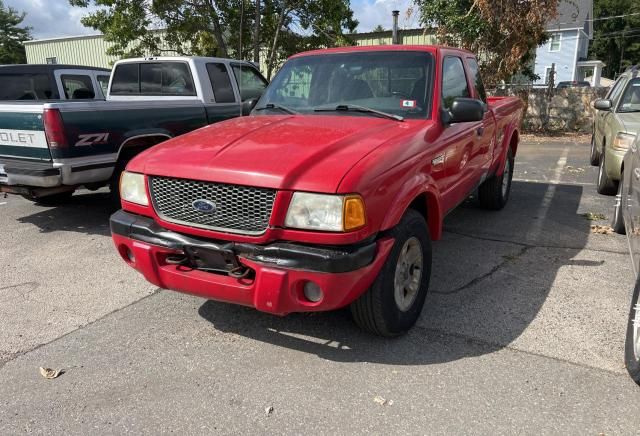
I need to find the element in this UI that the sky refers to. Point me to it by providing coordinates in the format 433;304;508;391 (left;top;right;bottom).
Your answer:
6;0;419;40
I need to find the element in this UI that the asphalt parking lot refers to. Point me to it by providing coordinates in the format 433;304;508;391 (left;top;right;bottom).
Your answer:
1;137;639;434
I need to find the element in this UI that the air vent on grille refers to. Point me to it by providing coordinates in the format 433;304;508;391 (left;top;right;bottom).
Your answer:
149;176;276;235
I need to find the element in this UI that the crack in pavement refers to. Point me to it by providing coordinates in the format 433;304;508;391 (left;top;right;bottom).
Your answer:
0;287;162;371
431;245;531;295
444;229;628;254
414;324;625;377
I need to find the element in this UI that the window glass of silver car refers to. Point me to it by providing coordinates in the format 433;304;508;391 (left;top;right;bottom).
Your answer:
111;62;196;96
257;51;434;119
619;78;640;113
231;64;268;101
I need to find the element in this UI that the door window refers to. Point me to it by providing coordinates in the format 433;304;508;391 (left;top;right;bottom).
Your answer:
441;56;470;109
61;74;95;99
231;65;268;101
466;58;486;102
97;75;110;96
206;63;236;103
607;77;628;104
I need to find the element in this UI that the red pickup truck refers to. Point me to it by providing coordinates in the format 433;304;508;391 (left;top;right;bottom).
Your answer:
110;45;523;336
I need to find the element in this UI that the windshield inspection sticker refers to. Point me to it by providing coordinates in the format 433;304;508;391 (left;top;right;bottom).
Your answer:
401;100;417;108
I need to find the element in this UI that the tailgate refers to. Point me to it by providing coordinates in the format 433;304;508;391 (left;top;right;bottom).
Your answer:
0;104;51;162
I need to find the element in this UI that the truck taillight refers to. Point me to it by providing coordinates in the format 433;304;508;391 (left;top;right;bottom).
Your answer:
43;108;68;149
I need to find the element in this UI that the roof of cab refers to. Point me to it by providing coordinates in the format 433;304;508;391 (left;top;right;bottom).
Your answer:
113;56;258;66
288;44;474;60
0;64;110;73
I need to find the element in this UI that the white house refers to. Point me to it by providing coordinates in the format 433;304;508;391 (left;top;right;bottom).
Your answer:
533;0;605;86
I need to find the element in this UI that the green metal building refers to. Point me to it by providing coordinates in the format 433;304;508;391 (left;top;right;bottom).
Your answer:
24;28;435;72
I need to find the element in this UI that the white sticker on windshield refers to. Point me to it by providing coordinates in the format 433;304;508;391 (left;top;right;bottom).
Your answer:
401;100;417;108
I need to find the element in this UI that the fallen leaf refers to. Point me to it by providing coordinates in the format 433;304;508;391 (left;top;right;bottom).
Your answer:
582;212;606;221
374;396;393;406
264;405;274;416
39;367;63;379
591;225;614;235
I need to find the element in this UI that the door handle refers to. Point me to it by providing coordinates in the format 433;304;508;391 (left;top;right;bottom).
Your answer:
476;127;484;136
634;168;640;181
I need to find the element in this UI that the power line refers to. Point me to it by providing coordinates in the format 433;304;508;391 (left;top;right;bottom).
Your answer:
548;12;640;26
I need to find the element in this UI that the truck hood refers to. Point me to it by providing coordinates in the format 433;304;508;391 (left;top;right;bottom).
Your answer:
138;115;415;192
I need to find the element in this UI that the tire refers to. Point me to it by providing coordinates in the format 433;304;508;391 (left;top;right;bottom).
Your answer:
625;277;640;385
478;148;514;210
612;171;626;235
350;209;432;337
597;152;617;196
590;135;600;166
25;191;74;206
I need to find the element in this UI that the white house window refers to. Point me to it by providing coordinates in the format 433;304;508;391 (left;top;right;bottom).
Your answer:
45;57;57;64
549;33;561;52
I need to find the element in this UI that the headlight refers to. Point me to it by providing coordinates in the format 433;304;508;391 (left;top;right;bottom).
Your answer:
612;132;636;151
285;193;366;232
119;171;148;205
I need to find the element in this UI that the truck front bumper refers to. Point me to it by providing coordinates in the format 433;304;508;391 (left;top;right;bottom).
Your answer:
110;210;394;315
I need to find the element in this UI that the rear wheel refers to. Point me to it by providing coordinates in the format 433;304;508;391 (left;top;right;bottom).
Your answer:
625;277;640;385
612;171;626;234
478;148;514;210
590;135;601;166
350;209;432;337
597;152;617;195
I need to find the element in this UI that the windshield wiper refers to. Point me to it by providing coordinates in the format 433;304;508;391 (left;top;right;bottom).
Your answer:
314;104;404;122
254;103;299;115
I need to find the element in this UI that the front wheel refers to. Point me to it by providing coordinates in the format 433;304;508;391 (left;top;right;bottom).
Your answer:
625;277;640;385
612;172;626;234
597;152;617;195
350;209;432;337
590;135;600;166
478;148;514;210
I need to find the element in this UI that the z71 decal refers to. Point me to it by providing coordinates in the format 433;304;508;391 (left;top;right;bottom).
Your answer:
75;133;110;147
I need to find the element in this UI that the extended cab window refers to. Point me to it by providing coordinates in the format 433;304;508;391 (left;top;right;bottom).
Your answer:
258;51;434;119
441;57;470;109
0;73;55;100
206;63;236;103
466;58;487;103
231;64;268;101
61;74;95;99
111;62;195;96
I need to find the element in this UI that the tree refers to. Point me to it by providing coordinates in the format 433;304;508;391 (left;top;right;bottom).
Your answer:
372;24;386;32
0;0;31;64
69;0;358;78
417;0;560;84
588;0;640;79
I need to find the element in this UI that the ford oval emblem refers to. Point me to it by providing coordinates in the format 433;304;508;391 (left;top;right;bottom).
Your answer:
192;199;216;214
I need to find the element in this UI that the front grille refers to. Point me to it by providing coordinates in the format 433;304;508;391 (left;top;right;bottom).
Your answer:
149;176;276;235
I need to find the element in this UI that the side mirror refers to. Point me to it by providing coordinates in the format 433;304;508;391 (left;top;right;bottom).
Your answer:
445;98;485;124
594;99;612;111
242;97;260;116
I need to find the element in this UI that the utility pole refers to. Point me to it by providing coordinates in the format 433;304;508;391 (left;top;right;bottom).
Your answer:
239;0;245;60
619;28;626;74
253;0;261;64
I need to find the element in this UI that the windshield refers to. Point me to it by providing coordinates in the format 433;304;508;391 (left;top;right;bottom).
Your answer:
619;78;640;113
257;51;434;119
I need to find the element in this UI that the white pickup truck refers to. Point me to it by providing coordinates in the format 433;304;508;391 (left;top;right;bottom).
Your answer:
0;56;268;204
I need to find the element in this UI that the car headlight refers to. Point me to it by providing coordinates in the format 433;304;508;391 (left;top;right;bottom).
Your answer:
119;171;148;205
612;132;636;151
284;193;366;232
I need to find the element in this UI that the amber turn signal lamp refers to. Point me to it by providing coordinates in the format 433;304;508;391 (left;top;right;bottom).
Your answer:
343;195;366;231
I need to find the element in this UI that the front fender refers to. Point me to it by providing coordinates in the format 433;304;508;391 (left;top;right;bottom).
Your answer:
379;173;443;241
